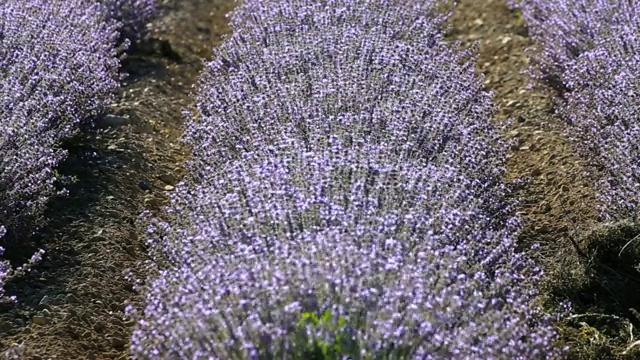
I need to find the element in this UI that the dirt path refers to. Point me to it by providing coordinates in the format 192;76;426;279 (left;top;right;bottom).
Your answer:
0;1;234;359
448;1;640;359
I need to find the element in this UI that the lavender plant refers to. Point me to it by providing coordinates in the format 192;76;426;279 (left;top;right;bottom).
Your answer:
131;0;559;358
133;137;558;359
0;0;121;292
510;0;640;220
560;24;640;221
507;0;640;87
0;0;156;301
185;0;512;227
100;0;159;41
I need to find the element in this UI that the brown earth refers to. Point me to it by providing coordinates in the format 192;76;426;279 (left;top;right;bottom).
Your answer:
2;0;640;359
0;1;235;359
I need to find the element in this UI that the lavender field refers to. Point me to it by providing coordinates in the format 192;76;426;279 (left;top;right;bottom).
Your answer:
1;0;639;359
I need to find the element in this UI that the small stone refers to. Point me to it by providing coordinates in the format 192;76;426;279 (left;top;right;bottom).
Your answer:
158;173;177;185
128;230;139;242
97;114;129;128
144;196;160;208
138;181;151;191
32;316;51;326
125;245;136;257
163;185;174;191
65;293;80;304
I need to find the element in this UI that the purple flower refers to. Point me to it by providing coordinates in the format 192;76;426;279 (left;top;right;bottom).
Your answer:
0;0;157;301
1;0;119;245
132;0;559;358
100;0;159;41
512;0;640;220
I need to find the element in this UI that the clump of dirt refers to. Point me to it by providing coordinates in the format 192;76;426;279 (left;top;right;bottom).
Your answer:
0;1;234;359
448;0;640;359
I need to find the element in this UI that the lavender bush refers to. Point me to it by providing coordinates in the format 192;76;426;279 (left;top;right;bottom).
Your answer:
0;0;120;293
101;0;159;41
0;0;156;301
511;0;640;220
131;0;559;358
507;0;640;86
185;0;511;226
560;25;640;221
134;139;557;359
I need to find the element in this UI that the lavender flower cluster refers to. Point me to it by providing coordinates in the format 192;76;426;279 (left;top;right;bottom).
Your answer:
512;0;640;221
0;0;120;276
0;0;156;301
100;0;159;41
132;0;559;358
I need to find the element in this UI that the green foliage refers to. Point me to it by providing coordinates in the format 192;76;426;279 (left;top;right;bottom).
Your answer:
293;309;360;360
53;169;79;184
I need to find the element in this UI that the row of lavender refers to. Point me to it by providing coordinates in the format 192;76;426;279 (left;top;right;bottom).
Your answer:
131;0;559;358
0;0;156;300
510;0;640;222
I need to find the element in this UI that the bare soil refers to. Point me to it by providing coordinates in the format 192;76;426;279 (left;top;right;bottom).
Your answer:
0;1;234;359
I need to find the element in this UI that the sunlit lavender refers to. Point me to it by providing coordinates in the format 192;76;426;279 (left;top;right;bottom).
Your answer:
508;0;639;85
513;0;640;221
101;0;159;40
0;0;156;301
131;0;559;358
